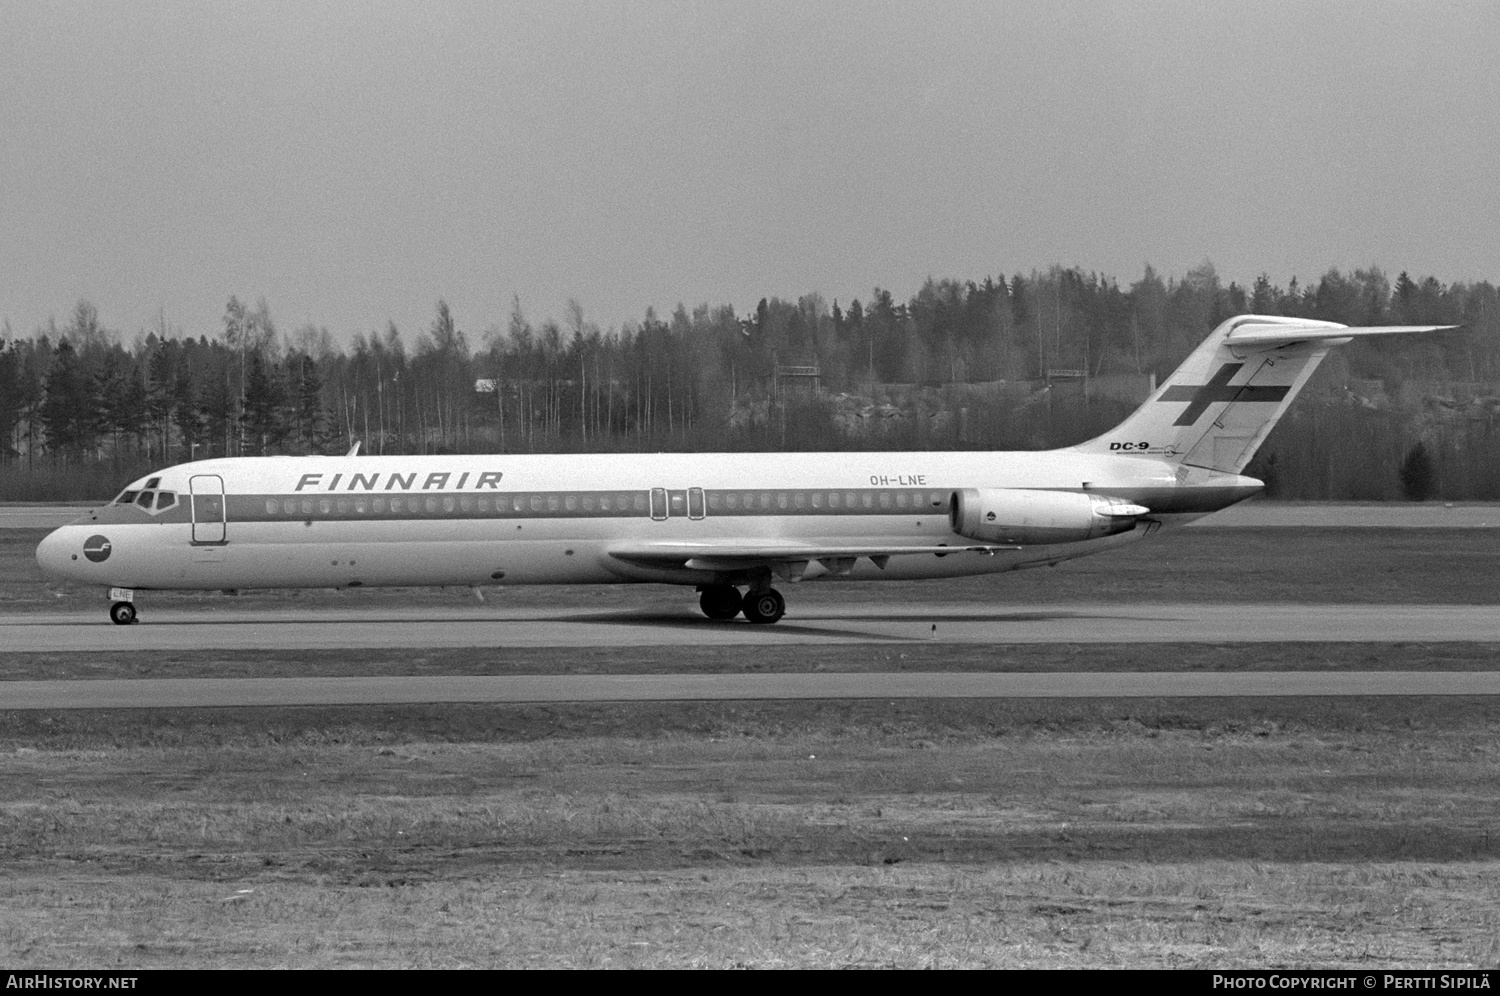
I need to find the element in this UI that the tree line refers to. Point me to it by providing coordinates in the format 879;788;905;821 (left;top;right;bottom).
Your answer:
2;263;1498;500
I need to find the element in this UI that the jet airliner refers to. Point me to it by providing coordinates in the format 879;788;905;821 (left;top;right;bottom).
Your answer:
35;315;1449;624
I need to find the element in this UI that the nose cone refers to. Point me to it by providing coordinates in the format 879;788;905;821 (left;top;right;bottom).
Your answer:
35;527;77;581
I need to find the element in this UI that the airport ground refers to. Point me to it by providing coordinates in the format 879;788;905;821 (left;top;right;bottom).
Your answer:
0;509;1498;967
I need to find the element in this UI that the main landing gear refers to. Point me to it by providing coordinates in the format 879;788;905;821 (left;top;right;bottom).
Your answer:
698;585;786;624
698;584;744;620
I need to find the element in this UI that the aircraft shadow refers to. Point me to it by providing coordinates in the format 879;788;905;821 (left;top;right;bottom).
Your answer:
57;607;1166;635
793;610;1182;626
545;610;928;642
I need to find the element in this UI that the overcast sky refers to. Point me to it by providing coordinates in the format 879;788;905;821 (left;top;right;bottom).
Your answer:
3;0;1498;343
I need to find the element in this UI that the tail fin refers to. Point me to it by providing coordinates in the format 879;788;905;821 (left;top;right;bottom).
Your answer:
1074;315;1454;473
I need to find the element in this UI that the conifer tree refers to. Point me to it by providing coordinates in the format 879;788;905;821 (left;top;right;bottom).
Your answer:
240;353;287;455
1399;443;1436;502
39;340;94;459
172;365;203;460
0;342;20;460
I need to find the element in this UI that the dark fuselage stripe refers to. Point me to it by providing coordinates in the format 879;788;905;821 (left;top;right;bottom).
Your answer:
224;488;953;524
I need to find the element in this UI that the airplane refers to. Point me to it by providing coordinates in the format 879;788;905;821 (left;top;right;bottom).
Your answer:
35;314;1450;625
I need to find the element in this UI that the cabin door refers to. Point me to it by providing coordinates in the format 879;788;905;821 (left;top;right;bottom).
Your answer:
190;475;227;544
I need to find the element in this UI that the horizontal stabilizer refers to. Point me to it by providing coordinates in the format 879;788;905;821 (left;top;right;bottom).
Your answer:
1226;322;1456;348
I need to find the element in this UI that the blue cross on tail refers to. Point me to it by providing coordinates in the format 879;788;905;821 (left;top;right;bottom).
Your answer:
1158;363;1290;427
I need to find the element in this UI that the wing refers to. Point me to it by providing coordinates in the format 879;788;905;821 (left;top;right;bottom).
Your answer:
607;540;1018;577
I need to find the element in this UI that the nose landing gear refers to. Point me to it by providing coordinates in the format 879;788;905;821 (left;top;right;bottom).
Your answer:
109;601;137;625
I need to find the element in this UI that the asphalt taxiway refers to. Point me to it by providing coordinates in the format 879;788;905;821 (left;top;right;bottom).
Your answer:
4;671;1499;710
3;601;1500;653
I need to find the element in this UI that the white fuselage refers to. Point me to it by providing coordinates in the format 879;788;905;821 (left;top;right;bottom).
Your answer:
34;449;1260;593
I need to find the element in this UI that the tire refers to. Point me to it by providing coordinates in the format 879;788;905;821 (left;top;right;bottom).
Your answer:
741;588;785;624
699;585;743;621
109;601;136;626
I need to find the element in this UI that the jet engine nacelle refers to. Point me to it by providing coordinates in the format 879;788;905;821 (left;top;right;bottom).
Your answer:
949;488;1149;545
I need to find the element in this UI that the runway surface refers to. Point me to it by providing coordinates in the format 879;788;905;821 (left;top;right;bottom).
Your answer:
1190;501;1500;528
4;671;1499;710
0;505;93;529
4;601;1500;651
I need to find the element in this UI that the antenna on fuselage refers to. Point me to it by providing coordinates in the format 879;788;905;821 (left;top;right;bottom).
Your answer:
346;441;361;457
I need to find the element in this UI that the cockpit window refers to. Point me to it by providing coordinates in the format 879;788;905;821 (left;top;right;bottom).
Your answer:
156;491;176;510
145;477;161;489
136;491;156;509
114;490;139;505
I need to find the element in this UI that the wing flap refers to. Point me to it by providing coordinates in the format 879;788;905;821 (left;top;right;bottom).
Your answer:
609;541;1017;573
